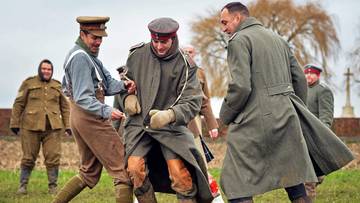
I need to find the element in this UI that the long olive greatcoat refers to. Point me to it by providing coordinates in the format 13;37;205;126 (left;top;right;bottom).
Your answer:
219;17;353;199
122;42;213;203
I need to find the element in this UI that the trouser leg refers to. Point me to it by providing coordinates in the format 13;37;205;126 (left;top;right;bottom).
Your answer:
127;156;157;203
127;135;156;203
42;129;62;194
161;145;197;202
285;183;312;203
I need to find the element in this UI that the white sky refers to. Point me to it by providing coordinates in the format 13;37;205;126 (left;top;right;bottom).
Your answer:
0;0;359;117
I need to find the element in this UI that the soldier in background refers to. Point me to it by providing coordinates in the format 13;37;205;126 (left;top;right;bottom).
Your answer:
304;64;334;128
303;64;334;200
10;59;70;195
113;66;126;137
182;45;224;202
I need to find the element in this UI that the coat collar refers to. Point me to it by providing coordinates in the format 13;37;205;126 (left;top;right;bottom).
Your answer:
236;17;262;32
229;17;263;41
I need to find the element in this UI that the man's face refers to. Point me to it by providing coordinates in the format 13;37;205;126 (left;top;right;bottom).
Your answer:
81;32;102;54
305;72;319;86
151;38;173;57
220;8;242;35
40;62;52;81
183;47;196;59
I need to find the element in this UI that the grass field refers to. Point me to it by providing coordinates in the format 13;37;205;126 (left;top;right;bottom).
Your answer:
0;169;359;203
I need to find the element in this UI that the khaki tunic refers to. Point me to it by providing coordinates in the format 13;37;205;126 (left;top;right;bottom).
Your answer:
10;76;70;131
188;68;219;137
10;76;69;169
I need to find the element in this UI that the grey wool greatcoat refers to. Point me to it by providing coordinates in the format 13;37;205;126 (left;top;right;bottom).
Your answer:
219;17;354;199
307;81;334;128
121;42;213;203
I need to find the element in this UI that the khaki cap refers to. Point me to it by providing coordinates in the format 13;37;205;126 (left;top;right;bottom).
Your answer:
76;16;110;37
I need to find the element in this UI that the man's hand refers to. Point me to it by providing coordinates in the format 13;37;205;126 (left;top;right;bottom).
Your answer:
124;95;141;116
209;128;219;139
149;109;175;129
11;128;19;135
124;80;136;94
65;129;72;136
111;108;126;121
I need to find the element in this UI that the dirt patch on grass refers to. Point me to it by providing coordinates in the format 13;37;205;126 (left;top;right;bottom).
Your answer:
0;136;359;170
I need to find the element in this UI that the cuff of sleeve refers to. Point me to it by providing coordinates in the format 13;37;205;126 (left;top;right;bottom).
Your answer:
103;105;112;119
219;101;238;125
169;106;184;126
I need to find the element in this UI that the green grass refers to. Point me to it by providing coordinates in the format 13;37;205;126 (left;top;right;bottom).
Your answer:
0;169;359;203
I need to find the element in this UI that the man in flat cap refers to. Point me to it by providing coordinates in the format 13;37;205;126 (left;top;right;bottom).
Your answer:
52;16;136;203
303;64;334;200
120;17;213;203
219;2;353;203
10;59;70;195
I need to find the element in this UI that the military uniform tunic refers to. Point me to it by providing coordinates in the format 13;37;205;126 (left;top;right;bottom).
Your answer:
307;81;334;128
10;76;69;169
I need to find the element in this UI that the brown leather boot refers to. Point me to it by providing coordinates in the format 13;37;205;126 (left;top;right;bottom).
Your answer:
135;184;157;203
115;183;133;203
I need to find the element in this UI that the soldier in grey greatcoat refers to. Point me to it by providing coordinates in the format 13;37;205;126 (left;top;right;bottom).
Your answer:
219;2;353;203
303;64;334;200
121;17;213;203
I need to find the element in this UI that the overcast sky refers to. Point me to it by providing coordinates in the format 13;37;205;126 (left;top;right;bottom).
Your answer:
0;0;359;117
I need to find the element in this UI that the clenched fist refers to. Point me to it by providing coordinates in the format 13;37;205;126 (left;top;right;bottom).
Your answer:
149;109;175;129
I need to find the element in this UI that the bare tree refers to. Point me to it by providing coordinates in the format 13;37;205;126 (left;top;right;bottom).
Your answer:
190;0;340;97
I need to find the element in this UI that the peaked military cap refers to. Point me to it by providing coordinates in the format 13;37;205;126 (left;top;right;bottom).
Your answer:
304;64;323;75
76;16;110;37
148;17;179;40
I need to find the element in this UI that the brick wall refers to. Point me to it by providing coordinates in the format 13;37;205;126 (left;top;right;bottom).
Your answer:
0;109;12;136
1;108;360;138
332;118;360;137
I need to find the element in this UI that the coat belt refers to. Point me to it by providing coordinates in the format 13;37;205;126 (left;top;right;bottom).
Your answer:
266;83;294;96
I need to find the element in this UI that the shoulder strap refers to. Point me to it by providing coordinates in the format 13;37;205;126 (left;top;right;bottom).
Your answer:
64;49;103;83
170;49;190;108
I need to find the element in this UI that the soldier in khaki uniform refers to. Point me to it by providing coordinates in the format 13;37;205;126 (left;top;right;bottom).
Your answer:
303;64;334;200
10;59;70;195
52;16;135;203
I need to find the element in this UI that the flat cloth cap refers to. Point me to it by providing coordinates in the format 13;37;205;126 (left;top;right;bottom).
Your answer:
76;16;110;37
148;17;179;40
